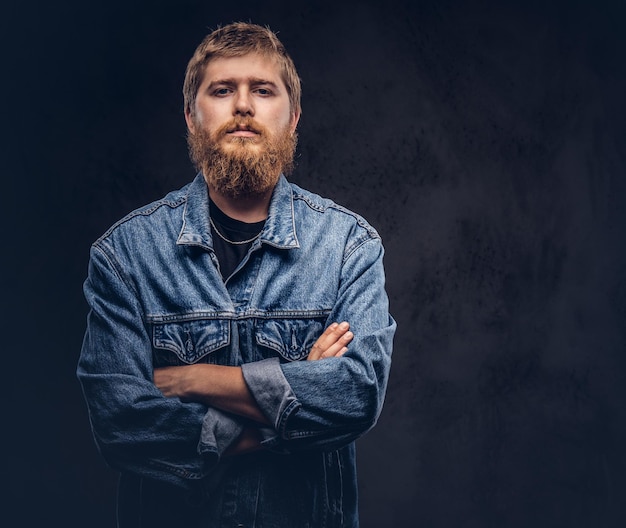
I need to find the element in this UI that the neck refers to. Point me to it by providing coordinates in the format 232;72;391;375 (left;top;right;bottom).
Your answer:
208;185;273;223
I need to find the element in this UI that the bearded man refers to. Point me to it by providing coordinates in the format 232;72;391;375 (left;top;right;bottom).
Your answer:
77;22;395;528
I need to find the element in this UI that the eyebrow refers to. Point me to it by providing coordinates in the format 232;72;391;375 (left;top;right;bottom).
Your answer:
206;78;281;90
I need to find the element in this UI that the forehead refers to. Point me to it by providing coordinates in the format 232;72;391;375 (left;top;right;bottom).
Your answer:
201;53;285;86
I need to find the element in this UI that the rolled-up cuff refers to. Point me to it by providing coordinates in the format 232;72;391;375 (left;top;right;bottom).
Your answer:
241;358;301;438
197;407;244;460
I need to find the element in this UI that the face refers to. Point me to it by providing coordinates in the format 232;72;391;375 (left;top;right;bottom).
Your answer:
186;53;300;198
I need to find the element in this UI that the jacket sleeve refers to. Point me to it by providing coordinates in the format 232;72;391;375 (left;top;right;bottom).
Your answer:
77;244;243;489
241;236;396;453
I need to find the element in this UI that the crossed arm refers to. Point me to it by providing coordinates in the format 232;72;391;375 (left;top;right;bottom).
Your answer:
153;321;353;454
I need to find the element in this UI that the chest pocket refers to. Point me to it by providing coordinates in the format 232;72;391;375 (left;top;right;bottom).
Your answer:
152;319;230;365
255;318;325;362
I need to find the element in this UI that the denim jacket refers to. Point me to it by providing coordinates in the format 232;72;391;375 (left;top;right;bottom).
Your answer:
77;173;395;527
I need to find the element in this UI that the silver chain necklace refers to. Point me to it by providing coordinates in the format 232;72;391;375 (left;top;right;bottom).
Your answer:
210;216;262;245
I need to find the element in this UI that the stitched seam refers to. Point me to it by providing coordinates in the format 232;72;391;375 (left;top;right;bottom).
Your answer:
97;196;187;242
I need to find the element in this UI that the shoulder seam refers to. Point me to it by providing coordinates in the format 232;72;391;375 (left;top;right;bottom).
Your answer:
97;195;187;242
344;234;381;263
291;190;380;239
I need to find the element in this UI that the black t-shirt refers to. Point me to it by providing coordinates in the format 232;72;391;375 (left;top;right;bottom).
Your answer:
209;198;265;280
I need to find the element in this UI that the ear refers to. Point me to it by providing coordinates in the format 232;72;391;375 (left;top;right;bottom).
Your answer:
289;110;301;135
184;108;196;134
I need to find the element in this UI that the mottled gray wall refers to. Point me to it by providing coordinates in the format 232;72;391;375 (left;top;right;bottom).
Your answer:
4;0;625;526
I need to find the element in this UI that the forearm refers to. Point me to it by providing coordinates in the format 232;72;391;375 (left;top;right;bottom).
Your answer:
79;248;215;485
243;326;394;453
155;363;270;425
77;365;212;487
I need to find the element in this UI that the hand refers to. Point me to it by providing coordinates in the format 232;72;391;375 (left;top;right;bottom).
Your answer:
224;426;264;457
307;321;353;361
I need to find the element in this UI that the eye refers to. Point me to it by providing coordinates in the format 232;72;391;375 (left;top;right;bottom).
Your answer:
255;87;273;96
212;87;232;97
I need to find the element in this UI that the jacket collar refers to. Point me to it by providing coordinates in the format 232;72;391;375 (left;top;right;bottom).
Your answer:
177;173;300;250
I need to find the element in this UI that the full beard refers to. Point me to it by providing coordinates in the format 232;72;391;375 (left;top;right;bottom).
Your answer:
187;117;297;199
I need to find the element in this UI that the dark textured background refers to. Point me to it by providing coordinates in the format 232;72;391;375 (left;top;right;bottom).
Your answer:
3;0;626;526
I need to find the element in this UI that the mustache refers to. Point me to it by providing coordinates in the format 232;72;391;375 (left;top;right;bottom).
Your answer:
216;117;266;137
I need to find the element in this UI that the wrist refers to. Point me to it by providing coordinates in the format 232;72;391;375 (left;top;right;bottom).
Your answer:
184;364;213;402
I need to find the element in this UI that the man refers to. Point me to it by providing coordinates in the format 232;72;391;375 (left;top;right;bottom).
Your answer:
77;22;395;527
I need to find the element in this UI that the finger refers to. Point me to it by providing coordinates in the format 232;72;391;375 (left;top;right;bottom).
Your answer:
307;322;350;360
321;345;349;359
320;331;353;359
307;323;338;360
317;322;350;349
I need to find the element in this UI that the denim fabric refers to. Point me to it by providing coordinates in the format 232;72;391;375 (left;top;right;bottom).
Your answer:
77;173;395;527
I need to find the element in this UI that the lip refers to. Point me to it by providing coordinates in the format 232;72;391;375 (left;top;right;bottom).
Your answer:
228;129;259;137
226;125;260;137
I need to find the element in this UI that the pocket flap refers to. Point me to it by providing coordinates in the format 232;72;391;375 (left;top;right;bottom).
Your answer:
153;319;230;364
255;318;324;362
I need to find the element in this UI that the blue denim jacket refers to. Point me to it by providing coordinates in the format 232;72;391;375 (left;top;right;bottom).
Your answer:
77;173;395;527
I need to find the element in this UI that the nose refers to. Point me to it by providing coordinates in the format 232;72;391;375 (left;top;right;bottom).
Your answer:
234;88;254;116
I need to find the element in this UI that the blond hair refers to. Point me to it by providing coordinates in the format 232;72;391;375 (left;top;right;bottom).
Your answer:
183;22;302;119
